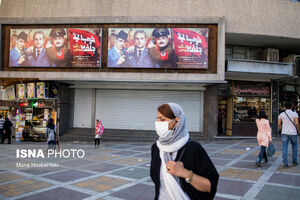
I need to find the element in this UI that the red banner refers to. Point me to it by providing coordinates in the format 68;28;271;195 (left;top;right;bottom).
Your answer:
68;29;101;57
172;28;208;58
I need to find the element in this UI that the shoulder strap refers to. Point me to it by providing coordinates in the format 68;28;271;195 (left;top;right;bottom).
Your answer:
284;111;298;130
177;140;190;162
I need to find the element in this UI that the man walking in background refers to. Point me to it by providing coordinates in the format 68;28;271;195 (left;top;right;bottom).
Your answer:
278;101;299;167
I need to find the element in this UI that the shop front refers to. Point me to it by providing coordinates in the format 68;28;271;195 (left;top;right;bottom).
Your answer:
3;81;59;142
221;81;271;136
16;99;58;142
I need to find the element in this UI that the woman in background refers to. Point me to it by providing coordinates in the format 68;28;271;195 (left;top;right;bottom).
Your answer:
95;119;104;147
255;110;272;167
46;118;56;150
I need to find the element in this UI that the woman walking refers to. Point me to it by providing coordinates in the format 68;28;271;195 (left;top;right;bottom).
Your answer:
150;103;219;200
255;110;272;167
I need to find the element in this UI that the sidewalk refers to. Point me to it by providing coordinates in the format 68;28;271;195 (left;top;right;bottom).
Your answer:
0;138;299;200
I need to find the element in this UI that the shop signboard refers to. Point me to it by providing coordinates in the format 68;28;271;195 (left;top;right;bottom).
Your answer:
9;28;102;68
4;85;15;100
17;83;26;99
234;84;270;97
27;83;35;99
36;82;45;98
107;28;208;69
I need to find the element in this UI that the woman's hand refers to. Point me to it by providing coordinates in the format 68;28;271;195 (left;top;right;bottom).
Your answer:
166;160;212;193
166;161;190;178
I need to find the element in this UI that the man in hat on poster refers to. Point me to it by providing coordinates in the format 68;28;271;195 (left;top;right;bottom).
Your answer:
9;31;28;66
46;28;70;67
148;28;175;68
108;30;128;67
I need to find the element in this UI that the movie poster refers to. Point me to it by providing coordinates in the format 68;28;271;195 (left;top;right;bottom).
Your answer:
36;82;45;98
17;83;25;99
27;83;35;99
9;28;102;68
4;85;15;100
107;28;208;69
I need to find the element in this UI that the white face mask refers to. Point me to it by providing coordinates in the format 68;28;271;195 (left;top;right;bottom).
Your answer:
155;120;174;138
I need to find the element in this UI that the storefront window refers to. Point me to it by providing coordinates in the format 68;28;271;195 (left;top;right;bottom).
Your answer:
233;97;270;122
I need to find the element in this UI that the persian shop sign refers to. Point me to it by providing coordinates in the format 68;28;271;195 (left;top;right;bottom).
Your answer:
234;85;270;97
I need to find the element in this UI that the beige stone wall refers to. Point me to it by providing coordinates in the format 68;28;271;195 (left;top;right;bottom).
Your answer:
0;0;299;39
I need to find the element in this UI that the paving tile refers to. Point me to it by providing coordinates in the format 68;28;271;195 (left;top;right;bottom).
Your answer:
232;160;272;170
210;153;239;159
110;157;146;165
110;183;155;200
217;179;253;196
268;173;300;186
220;168;263;180
211;158;232;166
81;162;124;173
138;161;151;168
110;145;134;150
17;187;90;200
241;142;258;147
230;145;250;150
73;176;129;192
130;147;150;151
84;154;120;161
134;152;151;159
0;172;24;183
59;159;98;167
19;167;66;175
111;167;149;179
276;164;300;173
111;150;141;156
220;149;248;155
43;169;93;183
255;185;300;200
0;179;52;197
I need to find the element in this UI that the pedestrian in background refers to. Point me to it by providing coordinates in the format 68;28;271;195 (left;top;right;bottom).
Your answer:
2;117;13;144
278;101;299;167
46;118;56;150
150;103;219;200
95;119;104;147
0;115;5;142
255;110;272;167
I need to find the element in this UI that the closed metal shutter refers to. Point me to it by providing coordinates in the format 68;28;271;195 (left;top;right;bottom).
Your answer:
95;90;203;132
73;88;93;128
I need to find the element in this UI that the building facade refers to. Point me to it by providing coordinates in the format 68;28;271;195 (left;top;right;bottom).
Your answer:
0;0;300;140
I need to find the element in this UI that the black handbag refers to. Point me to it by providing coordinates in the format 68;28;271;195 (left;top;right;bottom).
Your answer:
267;142;276;157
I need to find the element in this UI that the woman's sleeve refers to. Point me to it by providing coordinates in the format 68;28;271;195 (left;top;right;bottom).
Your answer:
194;144;219;198
266;120;272;138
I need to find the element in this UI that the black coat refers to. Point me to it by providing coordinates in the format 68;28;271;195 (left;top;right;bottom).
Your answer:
150;140;219;200
3;120;13;135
